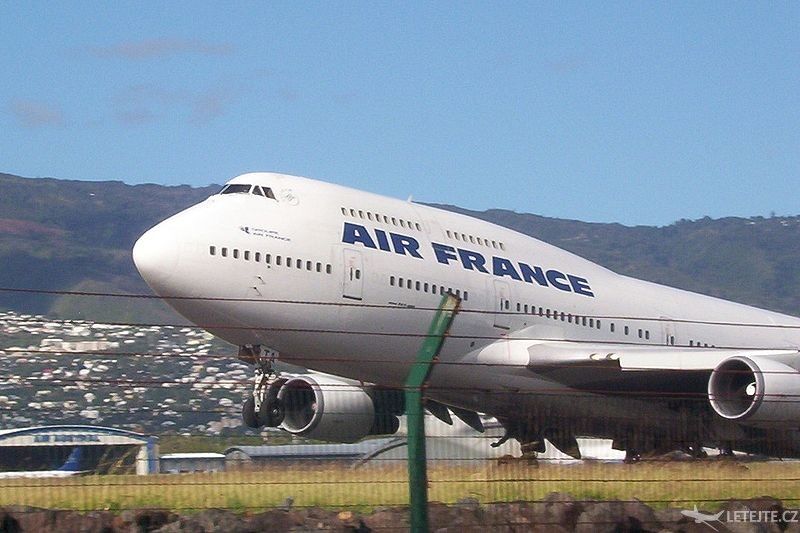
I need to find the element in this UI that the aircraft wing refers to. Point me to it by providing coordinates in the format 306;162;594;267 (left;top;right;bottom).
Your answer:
508;340;800;393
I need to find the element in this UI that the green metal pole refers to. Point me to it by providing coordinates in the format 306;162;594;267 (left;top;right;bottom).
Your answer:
405;293;460;533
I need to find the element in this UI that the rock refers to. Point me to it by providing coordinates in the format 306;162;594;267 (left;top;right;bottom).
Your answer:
533;492;584;531
244;510;303;531
574;500;661;533
455;497;480;511
0;509;21;533
361;506;408;532
115;509;175;532
176;509;247;533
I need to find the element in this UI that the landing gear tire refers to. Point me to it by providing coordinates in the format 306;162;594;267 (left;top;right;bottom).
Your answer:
243;396;260;429
259;396;284;427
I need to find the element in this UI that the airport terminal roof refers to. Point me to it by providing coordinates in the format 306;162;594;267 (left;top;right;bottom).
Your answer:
0;425;154;446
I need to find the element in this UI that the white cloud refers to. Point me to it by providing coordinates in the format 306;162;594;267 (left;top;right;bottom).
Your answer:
9;99;65;128
89;39;234;60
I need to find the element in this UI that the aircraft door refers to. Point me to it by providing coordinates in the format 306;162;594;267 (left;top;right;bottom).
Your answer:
342;249;364;301
493;280;511;329
661;316;676;346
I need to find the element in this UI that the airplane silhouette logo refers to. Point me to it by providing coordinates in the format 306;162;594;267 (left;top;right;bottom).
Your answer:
681;505;725;531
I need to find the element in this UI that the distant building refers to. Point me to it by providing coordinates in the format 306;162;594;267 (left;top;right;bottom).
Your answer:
0;425;158;475
160;452;226;473
224;438;401;469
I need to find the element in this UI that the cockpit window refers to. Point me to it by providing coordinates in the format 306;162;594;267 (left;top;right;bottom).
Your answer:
220;184;252;194
253;186;277;200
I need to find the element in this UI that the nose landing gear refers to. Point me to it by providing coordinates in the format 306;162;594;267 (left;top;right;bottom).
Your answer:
240;345;285;429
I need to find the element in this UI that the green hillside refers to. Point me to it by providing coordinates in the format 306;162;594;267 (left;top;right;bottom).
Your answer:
1;172;799;320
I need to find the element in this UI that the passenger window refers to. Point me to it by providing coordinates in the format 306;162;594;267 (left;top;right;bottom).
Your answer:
306;261;312;270
255;252;261;262
645;331;650;340
265;254;271;264
398;277;404;287
610;323;615;332
209;246;216;255
415;281;421;290
638;329;643;339
286;257;292;267
276;256;282;266
432;284;437;294
341;207;347;216
499;242;506;251
624;325;629;335
367;212;373;221
596;320;601;329
244;251;251;260
582;317;587;326
326;264;332;274
358;210;364;218
350;209;356;217
415;223;421;231
355;269;361;280
516;303;521;312
424;283;429;292
400;220;406;228
464;291;468;301
446;230;452;238
492;241;498;248
233;249;239;259
390;276;395;286
469;235;475;244
316;262;322;272
297;260;302;269
221;247;228;257
392;217;397;225
407;279;412;289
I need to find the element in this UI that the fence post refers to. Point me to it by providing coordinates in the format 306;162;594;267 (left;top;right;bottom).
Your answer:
405;293;460;532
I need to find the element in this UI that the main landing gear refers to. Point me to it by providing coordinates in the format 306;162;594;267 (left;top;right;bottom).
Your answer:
239;345;284;429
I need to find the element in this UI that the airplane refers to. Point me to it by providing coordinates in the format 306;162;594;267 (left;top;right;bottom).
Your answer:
680;505;725;531
132;172;800;461
0;446;86;478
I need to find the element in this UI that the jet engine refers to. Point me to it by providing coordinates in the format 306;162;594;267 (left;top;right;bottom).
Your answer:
708;356;800;427
276;374;402;443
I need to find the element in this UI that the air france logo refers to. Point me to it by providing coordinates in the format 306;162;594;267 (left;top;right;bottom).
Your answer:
342;222;594;297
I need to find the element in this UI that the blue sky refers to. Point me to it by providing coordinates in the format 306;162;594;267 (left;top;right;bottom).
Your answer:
1;2;797;226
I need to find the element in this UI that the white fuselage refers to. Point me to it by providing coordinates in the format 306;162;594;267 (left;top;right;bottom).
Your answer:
133;173;800;439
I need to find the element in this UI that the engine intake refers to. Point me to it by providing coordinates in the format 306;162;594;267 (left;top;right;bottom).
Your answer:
708;356;800;427
277;374;400;443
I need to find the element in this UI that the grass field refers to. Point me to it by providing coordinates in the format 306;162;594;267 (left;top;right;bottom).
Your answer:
1;459;798;513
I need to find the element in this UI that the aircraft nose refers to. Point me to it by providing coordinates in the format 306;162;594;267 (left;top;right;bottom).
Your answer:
132;222;179;294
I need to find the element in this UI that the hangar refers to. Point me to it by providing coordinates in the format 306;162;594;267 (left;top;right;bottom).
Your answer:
0;425;158;475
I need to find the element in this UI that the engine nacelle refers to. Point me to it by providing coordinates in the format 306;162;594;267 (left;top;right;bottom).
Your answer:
708;356;800;427
276;374;400;443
